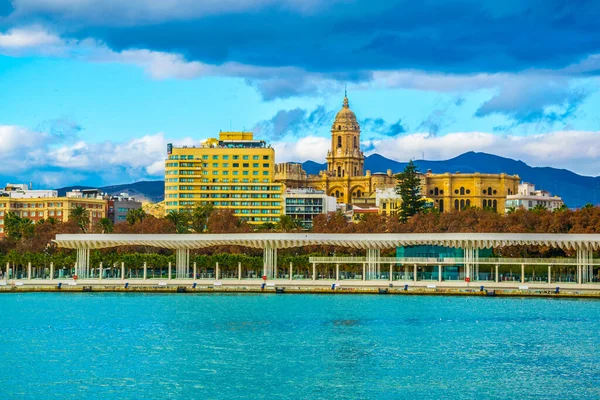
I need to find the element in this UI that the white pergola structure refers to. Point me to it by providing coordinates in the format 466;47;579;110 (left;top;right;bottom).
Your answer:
54;233;600;282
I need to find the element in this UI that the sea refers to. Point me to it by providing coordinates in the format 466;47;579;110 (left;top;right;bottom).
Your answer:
1;293;599;399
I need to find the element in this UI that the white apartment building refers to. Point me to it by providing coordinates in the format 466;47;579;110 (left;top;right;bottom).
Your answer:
505;182;564;212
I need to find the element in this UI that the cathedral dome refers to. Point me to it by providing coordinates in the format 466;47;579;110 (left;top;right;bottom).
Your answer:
332;96;359;131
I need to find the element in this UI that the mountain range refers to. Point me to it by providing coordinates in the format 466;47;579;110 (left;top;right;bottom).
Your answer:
57;152;600;208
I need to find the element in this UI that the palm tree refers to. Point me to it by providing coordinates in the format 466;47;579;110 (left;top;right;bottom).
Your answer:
277;215;301;232
70;206;90;232
166;210;190;233
126;208;147;225
191;203;214;233
5;212;34;240
98;218;114;233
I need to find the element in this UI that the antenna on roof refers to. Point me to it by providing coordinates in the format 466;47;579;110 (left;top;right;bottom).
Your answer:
344;85;347;97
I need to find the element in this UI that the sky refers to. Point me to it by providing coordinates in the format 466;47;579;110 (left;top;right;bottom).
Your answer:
1;0;600;188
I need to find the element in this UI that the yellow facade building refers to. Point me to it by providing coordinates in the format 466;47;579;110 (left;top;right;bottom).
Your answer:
0;187;107;237
423;172;519;214
275;95;397;202
164;132;284;223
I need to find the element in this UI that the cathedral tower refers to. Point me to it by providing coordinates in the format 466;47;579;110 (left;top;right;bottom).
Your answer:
326;94;364;178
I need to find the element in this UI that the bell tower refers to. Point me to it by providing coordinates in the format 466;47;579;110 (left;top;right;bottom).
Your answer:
326;93;364;178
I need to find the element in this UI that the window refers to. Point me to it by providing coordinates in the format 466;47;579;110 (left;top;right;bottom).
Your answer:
263;163;269;168
353;136;357;148
253;155;259;160
434;187;439;196
460;199;465;209
263;155;269;160
439;199;444;212
223;155;229;160
337;166;341;177
253;163;259;168
243;163;249;168
337;136;342;148
212;163;218;167
202;155;208;160
233;163;239;168
460;187;465;195
488;187;492;196
212;155;218;160
233;155;239;160
243;155;249;160
454;200;459;210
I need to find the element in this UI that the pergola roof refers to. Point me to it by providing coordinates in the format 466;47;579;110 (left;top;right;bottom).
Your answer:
53;233;600;251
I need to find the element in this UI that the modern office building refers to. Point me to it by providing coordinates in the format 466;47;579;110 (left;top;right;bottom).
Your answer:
108;193;142;224
283;188;336;229
165;131;284;223
505;182;564;212
0;185;107;236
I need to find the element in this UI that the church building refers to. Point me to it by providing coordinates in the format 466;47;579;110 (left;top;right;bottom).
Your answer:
274;94;397;203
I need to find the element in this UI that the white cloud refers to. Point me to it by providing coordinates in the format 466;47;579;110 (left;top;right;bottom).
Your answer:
0;26;61;49
272;135;330;163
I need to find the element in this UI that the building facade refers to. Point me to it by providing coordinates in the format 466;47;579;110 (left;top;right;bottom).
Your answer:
505;182;564;212
0;185;107;236
108;193;142;224
274;95;397;203
283;188;337;229
423;172;520;214
165;132;284;224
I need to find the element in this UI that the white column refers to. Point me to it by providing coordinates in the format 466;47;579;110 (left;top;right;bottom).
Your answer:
521;264;525;283
238;262;242;280
289;262;293;281
216;262;219;280
495;264;499;283
168;262;172;281
390;264;393;282
49;262;54;281
312;263;316;281
99;262;103;280
413;264;417;282
548;265;551;284
438;265;442;282
121;262;125;281
143;262;147;280
336;264;340;281
27;262;31;280
362;263;366;281
193;262;197;280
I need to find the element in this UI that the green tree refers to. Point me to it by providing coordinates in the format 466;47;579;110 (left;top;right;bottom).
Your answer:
190;203;214;233
70;206;90;232
166;210;190;233
98;217;114;233
4;212;34;240
276;215;301;232
395;160;425;222
126;208;147;225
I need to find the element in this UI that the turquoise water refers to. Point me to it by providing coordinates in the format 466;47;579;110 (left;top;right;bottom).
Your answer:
1;294;599;399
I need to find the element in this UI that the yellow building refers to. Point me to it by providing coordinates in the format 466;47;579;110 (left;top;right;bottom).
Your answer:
423;172;519;214
164;132;284;223
275;94;397;202
0;187;107;236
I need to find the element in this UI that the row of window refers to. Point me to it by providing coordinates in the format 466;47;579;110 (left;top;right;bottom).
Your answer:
169;154;270;161
167;162;271;169
166;178;272;184
429;187;500;196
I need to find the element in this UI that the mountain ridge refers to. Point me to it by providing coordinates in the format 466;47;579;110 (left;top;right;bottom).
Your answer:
57;152;600;208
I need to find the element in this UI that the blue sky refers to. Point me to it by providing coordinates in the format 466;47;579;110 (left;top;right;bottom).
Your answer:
1;0;600;188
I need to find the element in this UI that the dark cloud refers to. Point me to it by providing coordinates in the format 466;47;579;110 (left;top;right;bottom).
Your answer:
253;105;335;140
7;0;600;75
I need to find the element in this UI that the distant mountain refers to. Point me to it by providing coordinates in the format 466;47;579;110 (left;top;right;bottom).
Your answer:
58;180;164;203
302;152;600;208
56;152;600;208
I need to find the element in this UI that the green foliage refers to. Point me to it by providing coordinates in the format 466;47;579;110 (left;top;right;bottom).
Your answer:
70;206;90;232
5;212;34;240
166;210;190;233
395;160;425;222
98;218;114;233
190;203;214;233
126;208;147;225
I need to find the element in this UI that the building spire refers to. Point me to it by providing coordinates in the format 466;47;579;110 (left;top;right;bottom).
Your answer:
343;86;349;109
